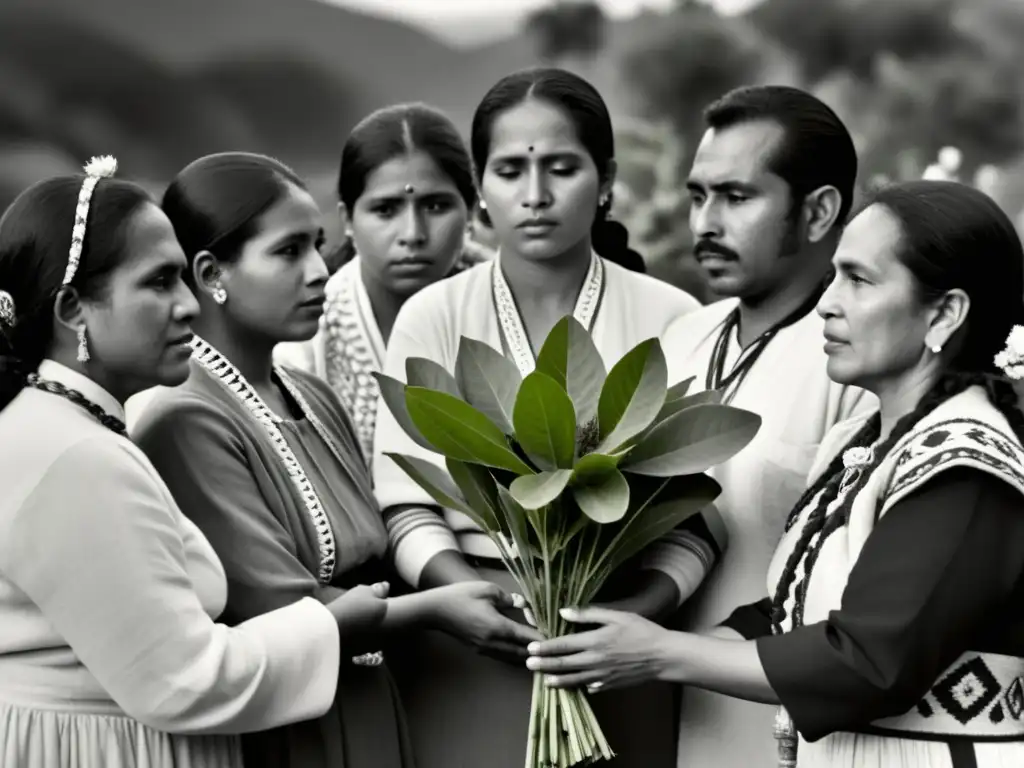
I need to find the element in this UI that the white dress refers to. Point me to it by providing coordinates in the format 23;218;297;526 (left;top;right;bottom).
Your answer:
0;361;340;767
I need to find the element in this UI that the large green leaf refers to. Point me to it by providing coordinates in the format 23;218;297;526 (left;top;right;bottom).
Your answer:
446;458;504;533
656;388;723;422
534;315;607;424
510;469;573;510
454;338;521;434
373;373;437;453
599;473;721;578
405;387;534;475
382;452;487;526
597;338;668;452
572;467;630;523
664;376;696;404
572;452;620;482
406;357;461;398
622;404;761;477
512;372;577;470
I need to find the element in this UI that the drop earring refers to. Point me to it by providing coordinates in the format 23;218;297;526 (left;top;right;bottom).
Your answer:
212;285;227;305
76;325;90;363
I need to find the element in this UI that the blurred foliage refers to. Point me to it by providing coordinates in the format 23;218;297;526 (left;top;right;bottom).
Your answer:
525;1;607;62
3;0;1024;291
611;0;1024;289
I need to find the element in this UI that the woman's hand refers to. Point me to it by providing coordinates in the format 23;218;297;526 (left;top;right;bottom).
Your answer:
526;607;675;693
325;582;390;653
428;581;544;663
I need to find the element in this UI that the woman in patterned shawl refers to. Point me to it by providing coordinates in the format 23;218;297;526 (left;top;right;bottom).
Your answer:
276;103;490;463
529;181;1024;768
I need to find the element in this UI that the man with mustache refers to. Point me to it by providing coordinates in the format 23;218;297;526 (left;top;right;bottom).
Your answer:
660;85;876;767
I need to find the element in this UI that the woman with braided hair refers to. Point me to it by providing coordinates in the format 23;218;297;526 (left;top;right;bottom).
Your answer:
528;180;1024;767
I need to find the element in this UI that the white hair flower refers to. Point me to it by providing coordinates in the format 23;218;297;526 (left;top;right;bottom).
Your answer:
994;325;1024;380
83;155;118;179
843;446;874;470
0;290;15;330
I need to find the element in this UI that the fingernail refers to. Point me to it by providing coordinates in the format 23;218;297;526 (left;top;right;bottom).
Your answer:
560;607;578;619
511;593;526;609
545;675;559;686
528;642;539;654
526;657;540;670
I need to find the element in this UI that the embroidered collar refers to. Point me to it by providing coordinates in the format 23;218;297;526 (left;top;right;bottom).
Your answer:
37;359;125;421
190;336;338;584
349;259;386;371
491;252;604;377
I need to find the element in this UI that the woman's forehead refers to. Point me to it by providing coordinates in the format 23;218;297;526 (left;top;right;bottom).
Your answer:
252;185;322;240
835;204;903;271
361;151;458;197
121;204;186;271
487;99;584;158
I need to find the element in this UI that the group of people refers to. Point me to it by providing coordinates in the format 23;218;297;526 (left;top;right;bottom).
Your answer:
0;64;1022;768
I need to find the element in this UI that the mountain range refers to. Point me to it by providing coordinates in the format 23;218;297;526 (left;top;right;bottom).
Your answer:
0;0;680;195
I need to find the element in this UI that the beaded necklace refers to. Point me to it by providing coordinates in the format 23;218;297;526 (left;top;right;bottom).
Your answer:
705;285;824;405
26;373;128;437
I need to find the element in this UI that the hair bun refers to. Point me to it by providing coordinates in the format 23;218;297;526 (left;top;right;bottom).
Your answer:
592;219;646;273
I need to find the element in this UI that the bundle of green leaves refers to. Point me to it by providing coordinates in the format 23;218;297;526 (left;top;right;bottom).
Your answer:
376;315;760;767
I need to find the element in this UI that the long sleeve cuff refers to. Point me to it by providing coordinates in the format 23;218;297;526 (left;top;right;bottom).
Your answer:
385;505;460;588
231;596;341;730
638;506;727;607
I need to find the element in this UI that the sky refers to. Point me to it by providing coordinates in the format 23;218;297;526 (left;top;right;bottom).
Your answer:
326;0;762;46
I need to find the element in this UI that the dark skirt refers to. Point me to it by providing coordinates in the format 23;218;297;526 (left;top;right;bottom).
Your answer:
241;652;414;768
386;566;676;768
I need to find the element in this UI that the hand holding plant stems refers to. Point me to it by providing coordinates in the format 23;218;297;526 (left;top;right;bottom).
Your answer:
375;316;761;768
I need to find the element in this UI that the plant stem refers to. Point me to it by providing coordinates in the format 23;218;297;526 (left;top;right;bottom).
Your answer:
526;673;541;768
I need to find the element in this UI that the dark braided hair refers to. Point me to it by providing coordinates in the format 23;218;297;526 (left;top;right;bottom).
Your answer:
771;181;1024;633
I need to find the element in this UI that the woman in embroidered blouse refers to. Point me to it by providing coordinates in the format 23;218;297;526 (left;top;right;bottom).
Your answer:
277;102;489;462
132;151;539;768
0;160;398;767
371;68;707;768
528;181;1024;768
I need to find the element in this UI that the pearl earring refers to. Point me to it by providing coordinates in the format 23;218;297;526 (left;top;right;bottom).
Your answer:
929;343;942;354
76;325;90;363
212;285;227;305
478;199;488;211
